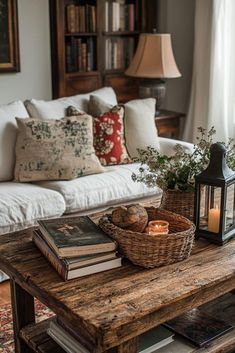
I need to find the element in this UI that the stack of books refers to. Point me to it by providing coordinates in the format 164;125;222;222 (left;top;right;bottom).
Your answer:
66;37;95;73
33;216;121;280
66;4;96;33
47;318;196;353
105;1;135;32
105;37;134;70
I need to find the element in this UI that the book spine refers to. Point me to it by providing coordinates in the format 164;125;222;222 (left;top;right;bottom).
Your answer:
33;232;67;280
65;42;72;73
129;4;135;31
91;5;96;32
75;6;79;32
57;317;94;352
105;2;109;32
67;4;76;33
81;42;87;71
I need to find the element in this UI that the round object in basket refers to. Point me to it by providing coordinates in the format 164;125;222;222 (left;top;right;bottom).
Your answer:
99;207;195;268
111;204;148;232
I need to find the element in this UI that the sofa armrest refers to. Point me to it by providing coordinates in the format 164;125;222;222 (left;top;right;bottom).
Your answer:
158;137;194;156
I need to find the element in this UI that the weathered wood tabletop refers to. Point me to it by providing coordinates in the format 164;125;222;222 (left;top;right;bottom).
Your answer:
1;228;235;353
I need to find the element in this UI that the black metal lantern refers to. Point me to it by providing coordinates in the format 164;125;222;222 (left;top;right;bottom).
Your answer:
194;142;235;245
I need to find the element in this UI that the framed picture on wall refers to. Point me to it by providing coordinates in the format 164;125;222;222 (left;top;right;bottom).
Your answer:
0;0;20;72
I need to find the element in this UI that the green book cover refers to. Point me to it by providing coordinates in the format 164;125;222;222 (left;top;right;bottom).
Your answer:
37;216;116;257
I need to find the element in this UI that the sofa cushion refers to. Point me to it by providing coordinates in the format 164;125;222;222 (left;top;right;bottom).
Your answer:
88;95;160;158
0;182;66;235
14;116;104;182
37;163;160;214
0;100;29;181
93;106;131;166
124;98;160;158
67;104;131;166
25;87;118;119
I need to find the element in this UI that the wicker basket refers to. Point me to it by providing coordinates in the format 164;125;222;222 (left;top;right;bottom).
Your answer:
99;207;195;268
160;190;195;221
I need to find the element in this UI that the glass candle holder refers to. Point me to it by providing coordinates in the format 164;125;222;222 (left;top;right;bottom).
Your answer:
146;220;169;235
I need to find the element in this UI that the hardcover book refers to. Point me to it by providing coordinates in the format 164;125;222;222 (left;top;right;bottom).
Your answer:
164;308;233;347
48;319;89;353
37;216;117;258
139;325;174;353
33;230;121;281
154;337;195;353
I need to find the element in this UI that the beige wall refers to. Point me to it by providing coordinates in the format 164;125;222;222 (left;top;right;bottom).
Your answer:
157;0;195;113
0;0;51;105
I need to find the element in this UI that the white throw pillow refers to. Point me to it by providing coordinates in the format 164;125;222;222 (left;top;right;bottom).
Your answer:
0;101;29;181
88;95;160;158
124;98;160;158
25;87;118;119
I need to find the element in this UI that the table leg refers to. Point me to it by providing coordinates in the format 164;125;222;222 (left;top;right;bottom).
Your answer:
10;279;35;353
117;337;138;353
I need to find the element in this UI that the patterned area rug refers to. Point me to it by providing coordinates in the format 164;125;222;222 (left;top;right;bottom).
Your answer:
0;300;54;353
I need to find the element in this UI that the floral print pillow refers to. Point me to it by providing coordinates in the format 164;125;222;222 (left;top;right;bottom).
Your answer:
67;105;131;166
14;116;104;182
93;106;131;166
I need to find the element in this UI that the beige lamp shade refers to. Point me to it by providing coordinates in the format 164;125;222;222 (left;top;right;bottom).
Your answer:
125;33;181;78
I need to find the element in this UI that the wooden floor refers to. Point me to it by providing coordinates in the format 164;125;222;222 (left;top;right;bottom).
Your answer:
0;280;11;305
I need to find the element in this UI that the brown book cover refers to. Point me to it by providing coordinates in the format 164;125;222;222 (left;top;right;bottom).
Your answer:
164;308;233;347
81;42;87;71
66;4;76;33
91;5;96;32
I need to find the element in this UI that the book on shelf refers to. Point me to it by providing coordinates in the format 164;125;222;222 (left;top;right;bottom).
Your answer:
139;325;174;353
48;319;89;353
153;337;195;353
49;319;174;353
33;229;121;280
66;3;96;33
105;37;134;70
105;1;135;32
66;37;95;73
37;216;117;258
164;308;233;347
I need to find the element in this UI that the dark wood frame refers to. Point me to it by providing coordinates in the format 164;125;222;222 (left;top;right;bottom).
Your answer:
0;0;20;72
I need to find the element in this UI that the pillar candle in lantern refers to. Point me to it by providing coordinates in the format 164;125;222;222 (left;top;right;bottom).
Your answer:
208;207;220;233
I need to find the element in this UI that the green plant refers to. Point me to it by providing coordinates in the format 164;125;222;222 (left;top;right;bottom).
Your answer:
132;127;235;192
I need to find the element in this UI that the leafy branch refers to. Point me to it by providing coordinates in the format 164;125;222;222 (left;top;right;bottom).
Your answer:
132;127;235;192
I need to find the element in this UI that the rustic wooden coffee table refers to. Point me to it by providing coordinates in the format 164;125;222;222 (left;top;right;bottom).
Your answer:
1;227;235;353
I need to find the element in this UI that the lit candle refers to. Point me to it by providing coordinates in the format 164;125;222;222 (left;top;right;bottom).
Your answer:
208;206;220;233
147;220;169;235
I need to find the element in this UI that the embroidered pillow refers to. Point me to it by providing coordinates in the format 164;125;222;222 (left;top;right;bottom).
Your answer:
67;105;131;166
14;116;104;182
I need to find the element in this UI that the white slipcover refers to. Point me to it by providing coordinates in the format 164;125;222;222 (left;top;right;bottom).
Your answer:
0;182;66;235
38;163;161;214
0;100;29;181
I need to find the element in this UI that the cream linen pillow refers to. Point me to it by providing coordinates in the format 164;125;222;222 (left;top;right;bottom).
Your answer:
124;98;160;158
14;116;104;182
88;95;160;158
0;101;29;181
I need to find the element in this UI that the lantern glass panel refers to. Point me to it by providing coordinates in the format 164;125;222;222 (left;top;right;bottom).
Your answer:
225;184;235;231
199;184;221;233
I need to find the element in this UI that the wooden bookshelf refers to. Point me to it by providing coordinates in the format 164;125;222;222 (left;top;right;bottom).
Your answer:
49;0;156;102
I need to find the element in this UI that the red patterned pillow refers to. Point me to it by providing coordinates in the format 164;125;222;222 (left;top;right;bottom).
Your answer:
93;106;131;166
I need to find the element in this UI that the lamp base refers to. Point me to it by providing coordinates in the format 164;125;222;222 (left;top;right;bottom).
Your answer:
139;79;166;116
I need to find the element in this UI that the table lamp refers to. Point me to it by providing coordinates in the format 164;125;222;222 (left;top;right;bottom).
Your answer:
125;33;181;115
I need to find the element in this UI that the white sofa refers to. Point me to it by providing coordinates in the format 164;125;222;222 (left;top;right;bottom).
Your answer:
0;87;193;282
